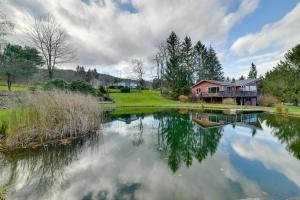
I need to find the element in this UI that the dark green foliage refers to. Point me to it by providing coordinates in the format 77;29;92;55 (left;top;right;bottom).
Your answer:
0;121;7;136
239;75;245;80
153;110;222;172
261;44;300;104
260;113;300;159
181;36;194;94
44;79;68;90
69;80;96;95
205;46;224;80
158;32;224;98
120;86;130;93
152;78;160;89
164;32;182;98
0;44;42;90
96;86;107;96
248;62;257;79
75;66;99;82
194;41;208;82
76;66;86;80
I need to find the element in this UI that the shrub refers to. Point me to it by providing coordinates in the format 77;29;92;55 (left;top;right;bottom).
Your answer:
69;80;96;96
44;79;68;90
120;86;130;93
284;107;289;114
178;95;189;102
3;90;102;149
97;86;107;97
223;98;236;105
257;94;278;107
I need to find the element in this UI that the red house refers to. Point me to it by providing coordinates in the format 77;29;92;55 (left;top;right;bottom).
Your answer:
191;79;260;105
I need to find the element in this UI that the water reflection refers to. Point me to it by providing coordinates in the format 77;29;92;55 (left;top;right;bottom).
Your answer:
154;110;222;172
259;113;300;160
1;109;300;199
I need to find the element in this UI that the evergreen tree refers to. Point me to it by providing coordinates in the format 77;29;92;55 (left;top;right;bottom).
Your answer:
0;44;42;90
76;66;86;80
206;46;224;80
248;62;258;79
85;69;93;82
164;32;182;98
194;41;208;82
181;36;194;94
239;75;245;80
262;44;300;105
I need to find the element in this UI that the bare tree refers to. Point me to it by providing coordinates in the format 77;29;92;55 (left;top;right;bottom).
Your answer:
28;15;75;79
131;58;145;90
152;42;168;93
0;6;14;51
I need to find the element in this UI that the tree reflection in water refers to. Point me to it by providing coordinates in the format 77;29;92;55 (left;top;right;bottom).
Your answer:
0;133;102;198
259;113;300;160
1;109;300;198
154;110;222;173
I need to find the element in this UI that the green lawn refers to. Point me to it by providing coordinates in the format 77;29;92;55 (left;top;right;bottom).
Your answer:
105;90;300;116
0;84;28;92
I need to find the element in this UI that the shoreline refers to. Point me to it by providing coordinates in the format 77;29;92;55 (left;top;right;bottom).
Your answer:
104;105;300;117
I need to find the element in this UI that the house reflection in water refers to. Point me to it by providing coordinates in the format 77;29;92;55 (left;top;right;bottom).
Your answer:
191;110;262;130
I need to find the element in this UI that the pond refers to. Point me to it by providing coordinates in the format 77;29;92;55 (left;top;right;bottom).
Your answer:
1;109;300;200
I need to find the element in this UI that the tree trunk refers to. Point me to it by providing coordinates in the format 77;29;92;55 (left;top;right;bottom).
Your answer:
7;74;12;91
48;67;53;79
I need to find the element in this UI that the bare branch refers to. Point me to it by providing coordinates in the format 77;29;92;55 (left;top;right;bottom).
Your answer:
27;15;76;79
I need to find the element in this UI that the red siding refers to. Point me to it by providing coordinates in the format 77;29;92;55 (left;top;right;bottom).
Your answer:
192;81;225;96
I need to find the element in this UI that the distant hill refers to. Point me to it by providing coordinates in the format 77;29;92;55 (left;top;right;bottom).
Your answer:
0;68;152;87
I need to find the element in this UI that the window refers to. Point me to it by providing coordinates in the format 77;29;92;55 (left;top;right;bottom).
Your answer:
196;88;201;95
208;87;219;93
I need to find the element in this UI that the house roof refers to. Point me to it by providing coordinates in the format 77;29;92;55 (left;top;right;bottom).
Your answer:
192;78;260;88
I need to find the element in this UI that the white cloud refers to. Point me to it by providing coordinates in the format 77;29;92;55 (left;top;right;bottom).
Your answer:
4;0;259;78
230;2;300;54
232;139;300;188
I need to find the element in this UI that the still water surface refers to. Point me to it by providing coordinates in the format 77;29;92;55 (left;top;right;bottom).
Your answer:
1;109;300;200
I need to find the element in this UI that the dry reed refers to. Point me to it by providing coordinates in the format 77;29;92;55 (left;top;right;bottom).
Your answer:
3;90;102;149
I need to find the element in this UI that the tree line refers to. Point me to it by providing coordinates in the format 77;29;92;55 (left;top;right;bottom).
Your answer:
153;32;224;98
260;44;300;105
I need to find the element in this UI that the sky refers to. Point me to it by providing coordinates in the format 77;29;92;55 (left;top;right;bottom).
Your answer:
2;0;300;80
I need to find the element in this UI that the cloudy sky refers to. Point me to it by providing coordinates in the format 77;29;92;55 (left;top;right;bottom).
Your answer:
3;0;300;79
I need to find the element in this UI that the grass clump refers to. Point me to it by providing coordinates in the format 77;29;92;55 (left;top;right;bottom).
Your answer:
0;184;8;200
1;90;102;150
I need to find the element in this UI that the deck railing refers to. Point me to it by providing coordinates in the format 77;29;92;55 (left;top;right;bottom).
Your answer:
196;91;257;98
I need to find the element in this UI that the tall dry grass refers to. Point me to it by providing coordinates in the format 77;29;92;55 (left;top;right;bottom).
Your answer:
3;90;102;149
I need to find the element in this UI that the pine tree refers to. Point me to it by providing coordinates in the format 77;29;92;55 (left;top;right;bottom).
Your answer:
206;46;224;80
239;75;245;80
181;36;194;94
164;32;182;98
194;41;208;82
85;69;93;82
248;62;258;79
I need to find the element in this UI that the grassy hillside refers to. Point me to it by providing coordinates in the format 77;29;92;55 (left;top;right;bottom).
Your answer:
106;90;300;116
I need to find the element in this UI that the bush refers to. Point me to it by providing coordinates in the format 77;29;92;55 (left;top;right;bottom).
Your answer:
3;90;102;149
97;86;107;97
120;86;130;93
223;98;236;105
178;95;189;102
44;79;68;90
258;94;278;107
69;80;96;96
